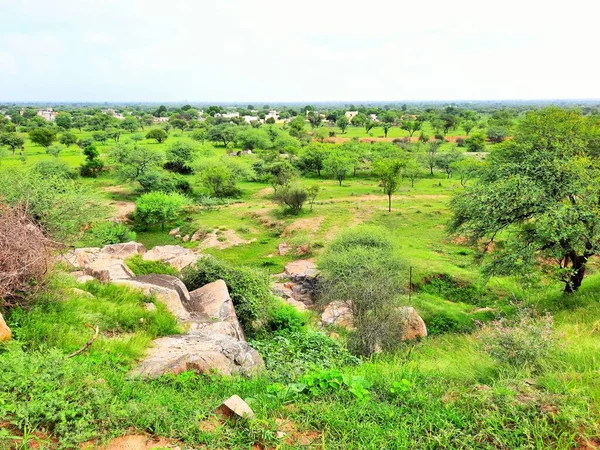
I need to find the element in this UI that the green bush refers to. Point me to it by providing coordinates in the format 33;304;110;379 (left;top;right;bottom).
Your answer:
479;309;555;369
134;191;187;230
86;221;136;246
251;331;360;382
328;225;394;253
125;255;178;276
32;159;77;179
418;274;493;307
182;256;272;333
266;302;308;334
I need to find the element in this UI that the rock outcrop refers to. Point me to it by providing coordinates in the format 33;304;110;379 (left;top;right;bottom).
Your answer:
321;301;353;328
142;245;200;271
0;313;11;342
132;278;263;378
272;260;320;310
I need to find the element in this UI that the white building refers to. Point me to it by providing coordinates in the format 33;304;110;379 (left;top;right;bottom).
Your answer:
265;110;279;121
243;115;260;124
102;108;125;120
215;112;240;119
153;117;169;123
345;111;359;121
37;108;57;121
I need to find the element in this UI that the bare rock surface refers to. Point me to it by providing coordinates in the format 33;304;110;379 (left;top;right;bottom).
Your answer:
321;301;354;328
142;245;200;271
115;275;191;321
132;331;263;378
0;313;11;342
397;306;427;341
84;260;134;282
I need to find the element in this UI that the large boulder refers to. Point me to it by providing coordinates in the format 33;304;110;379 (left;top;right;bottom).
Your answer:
187;280;244;340
115;274;191;321
0;313;11;342
142;245;200;271
397;307;427;341
131;331;263;378
321;301;353;328
99;242;146;259
84;260;134;282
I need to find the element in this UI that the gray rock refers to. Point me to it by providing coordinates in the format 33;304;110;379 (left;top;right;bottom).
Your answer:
99;242;146;259
188;280;244;340
397;306;427;341
142;245;200;271
216;395;255;419
84;260;134;282
131;331;263;378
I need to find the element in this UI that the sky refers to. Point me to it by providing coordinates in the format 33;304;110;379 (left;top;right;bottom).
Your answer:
1;0;599;103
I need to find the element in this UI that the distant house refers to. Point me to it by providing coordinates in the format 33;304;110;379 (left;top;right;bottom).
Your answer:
215;112;240;119
369;113;378;122
345;111;359;121
153;117;169;123
102;108;125;120
37;108;57;121
243;115;260;124
265;110;279;121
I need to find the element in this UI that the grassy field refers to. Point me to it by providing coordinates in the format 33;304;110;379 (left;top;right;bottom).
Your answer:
1;122;599;449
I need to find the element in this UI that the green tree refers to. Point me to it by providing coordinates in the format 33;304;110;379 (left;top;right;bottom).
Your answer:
237;127;272;150
299;143;328;176
190;129;207;144
402;157;423;188
465;133;486;152
121;116;140;133
55;112;72;130
110;144;164;184
307;112;322;129
425;140;442;175
170;118;187;133
0;132;25;156
463;120;476;136
273;183;308;215
198;162;240;198
435;149;464;178
487;126;509;143
58;132;77;148
382;122;392;138
451;158;485;187
314;127;329;143
374;159;403;212
324;152;353;186
165;141;196;174
364;120;376;134
449;108;600;293
401;120;421;137
206;124;238;147
145;128;168;143
134;191;186;230
92;131;108;144
29;127;57;148
80;144;104;178
45;144;64;158
336;116;350;133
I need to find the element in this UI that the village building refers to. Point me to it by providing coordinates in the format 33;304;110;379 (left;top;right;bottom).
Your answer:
37;108;57;121
345;111;359;121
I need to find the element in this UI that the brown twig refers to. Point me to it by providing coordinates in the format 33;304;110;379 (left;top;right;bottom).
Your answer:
68;324;100;358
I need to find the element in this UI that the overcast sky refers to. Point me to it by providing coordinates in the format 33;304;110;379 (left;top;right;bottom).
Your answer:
1;0;598;102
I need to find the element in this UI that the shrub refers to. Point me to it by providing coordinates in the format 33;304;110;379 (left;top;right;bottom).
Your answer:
134;191;186;230
0;204;52;304
251;331;360;381
182;256;272;333
272;183;308;214
465;133;486;152
32;159;77;179
479;309;555;369
319;226;407;356
86;222;136;246
456;137;465;147
486;126;508;143
125;254;178;276
137;172;192;194
265;302;308;334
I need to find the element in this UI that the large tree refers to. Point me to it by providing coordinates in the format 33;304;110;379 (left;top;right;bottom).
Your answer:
29;127;57;148
374;159;403;212
0;132;25;155
448;108;600;293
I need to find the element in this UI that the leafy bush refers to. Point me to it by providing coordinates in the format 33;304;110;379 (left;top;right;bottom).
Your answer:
134;191;187;230
32;159;77;179
86;221;136;246
328;225;394;253
137;172;192;194
265;302;308;334
125;254;178;276
418;273;493;307
182;256;272;333
272;183;308;214
251;331;360;381
465;133;486;152
479;309;555;369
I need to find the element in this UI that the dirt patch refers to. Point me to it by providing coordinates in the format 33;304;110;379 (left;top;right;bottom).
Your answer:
109;201;135;222
82;434;181;450
281;216;325;238
275;418;322;447
197;229;256;250
253;187;273;198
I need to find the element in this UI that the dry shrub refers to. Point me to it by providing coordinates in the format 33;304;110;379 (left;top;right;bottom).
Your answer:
0;204;53;305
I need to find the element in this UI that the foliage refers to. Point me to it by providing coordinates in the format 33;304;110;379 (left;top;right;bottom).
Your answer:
80;144;104;178
435;149;463;178
125;254;178;276
465;133;486;152
29;127;57;148
164;141;196;174
86;221;136;246
134;191;187;230
145;128;168;143
272;183;308;214
0;132;24;155
265;302;309;334
32;159;77;179
373;158;404;211
486;126;509;143
0;168;106;242
207;123;238;146
324;152;353;186
110;144;163;183
197;161;241;197
449;108;600;293
319;226;406;355
251;331;360;382
182;256;272;333
479;309;555;369
451;158;485;187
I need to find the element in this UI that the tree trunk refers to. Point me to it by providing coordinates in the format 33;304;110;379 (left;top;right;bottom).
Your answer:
564;254;588;293
388;194;392;212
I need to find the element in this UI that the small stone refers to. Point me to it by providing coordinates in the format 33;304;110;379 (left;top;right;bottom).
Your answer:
139;318;145;324
276;431;286;439
169;227;180;236
70;287;94;298
216;395;255;419
182;235;190;242
144;303;157;312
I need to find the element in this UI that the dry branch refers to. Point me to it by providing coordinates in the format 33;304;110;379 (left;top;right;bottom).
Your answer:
68;324;100;358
